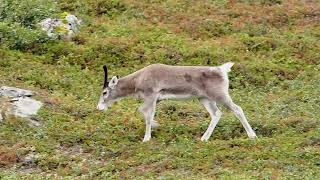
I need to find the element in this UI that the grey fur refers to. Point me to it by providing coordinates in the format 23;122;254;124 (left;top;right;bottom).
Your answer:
97;63;257;142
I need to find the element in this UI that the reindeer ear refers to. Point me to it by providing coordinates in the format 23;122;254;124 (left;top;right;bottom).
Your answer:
108;76;118;89
103;65;108;88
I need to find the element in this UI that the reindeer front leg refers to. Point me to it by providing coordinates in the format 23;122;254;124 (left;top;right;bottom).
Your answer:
139;96;158;142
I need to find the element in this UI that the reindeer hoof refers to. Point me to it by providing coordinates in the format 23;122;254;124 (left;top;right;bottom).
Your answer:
143;136;151;142
151;121;160;129
200;136;209;142
248;134;258;139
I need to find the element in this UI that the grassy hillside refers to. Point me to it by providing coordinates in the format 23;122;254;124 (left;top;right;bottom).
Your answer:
1;0;320;178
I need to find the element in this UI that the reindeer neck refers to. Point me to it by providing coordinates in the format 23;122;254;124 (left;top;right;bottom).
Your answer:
116;74;137;97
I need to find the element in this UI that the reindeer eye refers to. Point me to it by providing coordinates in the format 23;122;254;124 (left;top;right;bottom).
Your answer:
103;91;107;95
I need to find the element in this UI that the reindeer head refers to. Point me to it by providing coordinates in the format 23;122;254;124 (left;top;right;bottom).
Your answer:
97;65;119;111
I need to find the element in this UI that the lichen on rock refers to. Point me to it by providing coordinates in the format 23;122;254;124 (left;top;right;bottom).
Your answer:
39;12;82;40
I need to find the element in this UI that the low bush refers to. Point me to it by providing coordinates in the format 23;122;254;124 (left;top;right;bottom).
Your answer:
0;0;58;28
0;0;59;50
58;0;127;17
0;22;49;51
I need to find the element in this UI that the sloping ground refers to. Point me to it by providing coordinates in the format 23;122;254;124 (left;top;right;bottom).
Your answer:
0;0;320;178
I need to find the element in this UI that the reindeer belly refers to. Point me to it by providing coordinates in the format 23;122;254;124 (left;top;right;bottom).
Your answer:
158;93;194;100
157;86;200;100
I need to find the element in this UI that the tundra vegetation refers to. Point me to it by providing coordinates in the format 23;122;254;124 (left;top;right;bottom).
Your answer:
0;0;320;178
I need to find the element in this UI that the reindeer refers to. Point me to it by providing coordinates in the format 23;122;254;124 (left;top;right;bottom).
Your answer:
97;63;257;142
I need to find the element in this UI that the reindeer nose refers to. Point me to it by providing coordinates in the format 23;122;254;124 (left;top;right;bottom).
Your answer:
97;104;106;111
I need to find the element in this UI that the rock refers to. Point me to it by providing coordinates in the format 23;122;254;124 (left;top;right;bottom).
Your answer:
10;97;42;118
23;153;39;166
20;145;40;166
0;86;43;126
39;13;81;39
0;86;34;98
66;14;81;33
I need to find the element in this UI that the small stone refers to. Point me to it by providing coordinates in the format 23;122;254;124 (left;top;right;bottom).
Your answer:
23;153;40;166
24;155;34;164
26;118;41;127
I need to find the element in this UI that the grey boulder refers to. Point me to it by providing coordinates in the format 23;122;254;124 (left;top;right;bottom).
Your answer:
0;86;34;97
0;86;42;126
39;14;81;39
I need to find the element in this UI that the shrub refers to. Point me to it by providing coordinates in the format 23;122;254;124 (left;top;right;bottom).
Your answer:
0;22;49;51
240;23;269;37
0;0;59;50
58;0;127;17
0;0;58;28
239;0;282;5
199;21;235;38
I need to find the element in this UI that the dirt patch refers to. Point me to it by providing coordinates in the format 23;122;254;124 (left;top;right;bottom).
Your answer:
0;143;24;167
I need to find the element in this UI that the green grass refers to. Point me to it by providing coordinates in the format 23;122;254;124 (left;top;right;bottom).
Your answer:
0;0;320;178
